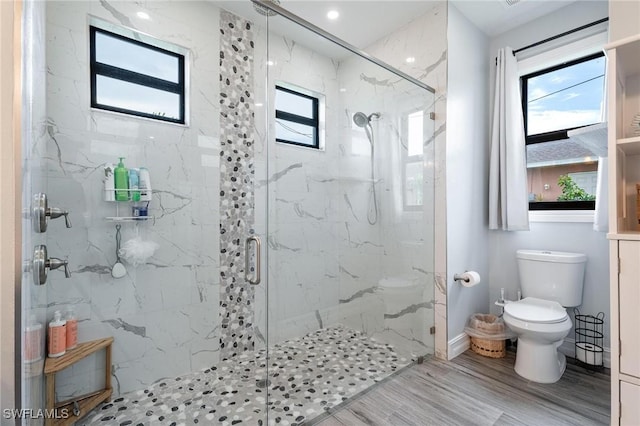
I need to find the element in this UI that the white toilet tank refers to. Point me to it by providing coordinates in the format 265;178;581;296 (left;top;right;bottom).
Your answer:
516;249;587;307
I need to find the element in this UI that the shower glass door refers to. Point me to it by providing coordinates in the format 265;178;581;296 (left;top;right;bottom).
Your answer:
261;5;436;423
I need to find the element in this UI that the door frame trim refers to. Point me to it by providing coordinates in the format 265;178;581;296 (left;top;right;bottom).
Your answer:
0;0;23;412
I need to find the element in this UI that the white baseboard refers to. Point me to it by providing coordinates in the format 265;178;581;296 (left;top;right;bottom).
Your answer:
448;332;470;360
559;337;611;369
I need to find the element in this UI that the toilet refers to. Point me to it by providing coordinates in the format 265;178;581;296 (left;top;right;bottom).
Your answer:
503;249;586;384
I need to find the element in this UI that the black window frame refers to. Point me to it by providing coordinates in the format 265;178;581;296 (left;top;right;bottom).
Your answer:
521;51;604;211
90;26;186;125
275;85;320;149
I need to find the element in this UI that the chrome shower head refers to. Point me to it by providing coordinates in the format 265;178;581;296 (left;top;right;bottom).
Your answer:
353;111;381;128
353;112;370;128
253;0;280;17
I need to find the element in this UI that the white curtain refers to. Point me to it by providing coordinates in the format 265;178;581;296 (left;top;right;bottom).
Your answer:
593;157;608;232
489;47;530;231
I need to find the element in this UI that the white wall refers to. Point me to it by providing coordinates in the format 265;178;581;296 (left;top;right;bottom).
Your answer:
445;4;490;346
45;0;222;396
488;1;611;348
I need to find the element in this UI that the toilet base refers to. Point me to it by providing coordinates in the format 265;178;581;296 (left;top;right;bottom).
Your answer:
514;337;566;384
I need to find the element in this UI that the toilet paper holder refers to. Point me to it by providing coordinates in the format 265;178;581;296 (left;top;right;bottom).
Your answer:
453;270;481;287
454;273;469;282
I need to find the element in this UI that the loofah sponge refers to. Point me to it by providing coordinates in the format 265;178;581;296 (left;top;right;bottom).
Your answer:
118;237;159;267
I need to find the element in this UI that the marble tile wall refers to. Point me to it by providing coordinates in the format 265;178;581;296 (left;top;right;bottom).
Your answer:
257;10;444;360
259;30;344;344
334;55;436;358
362;1;448;359
44;0;222;397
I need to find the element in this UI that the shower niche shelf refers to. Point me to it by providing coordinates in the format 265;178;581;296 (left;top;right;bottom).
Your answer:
309;175;382;184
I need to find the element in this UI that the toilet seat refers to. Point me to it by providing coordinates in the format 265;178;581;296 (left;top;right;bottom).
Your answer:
504;297;568;324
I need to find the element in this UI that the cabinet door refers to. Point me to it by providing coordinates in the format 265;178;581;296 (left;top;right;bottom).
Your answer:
621;381;640;426
619;241;640;378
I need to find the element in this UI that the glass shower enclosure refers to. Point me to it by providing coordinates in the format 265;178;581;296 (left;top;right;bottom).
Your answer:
18;0;436;424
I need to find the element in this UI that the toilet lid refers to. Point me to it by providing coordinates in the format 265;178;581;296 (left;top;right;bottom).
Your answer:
504;297;568;324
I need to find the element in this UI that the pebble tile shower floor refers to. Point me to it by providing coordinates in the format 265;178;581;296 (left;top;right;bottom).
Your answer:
85;325;410;425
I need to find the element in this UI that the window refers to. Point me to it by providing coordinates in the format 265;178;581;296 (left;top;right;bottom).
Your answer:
403;110;425;210
90;26;186;124
521;52;605;210
275;85;319;148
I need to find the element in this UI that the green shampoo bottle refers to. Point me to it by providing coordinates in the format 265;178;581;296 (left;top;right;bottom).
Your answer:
114;157;129;201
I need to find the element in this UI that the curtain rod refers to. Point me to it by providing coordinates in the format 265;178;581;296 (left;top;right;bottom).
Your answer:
512;17;609;56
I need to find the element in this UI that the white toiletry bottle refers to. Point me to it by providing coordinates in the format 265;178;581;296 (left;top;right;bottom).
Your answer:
139;167;152;201
47;311;66;358
104;163;115;201
25;314;43;363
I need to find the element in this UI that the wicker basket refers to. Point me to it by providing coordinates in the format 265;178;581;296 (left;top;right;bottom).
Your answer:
470;337;506;358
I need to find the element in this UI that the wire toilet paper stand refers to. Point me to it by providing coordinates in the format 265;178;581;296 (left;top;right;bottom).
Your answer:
574;308;605;371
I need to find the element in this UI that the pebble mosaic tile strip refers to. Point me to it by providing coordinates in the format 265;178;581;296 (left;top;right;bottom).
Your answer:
85;325;409;426
218;10;257;360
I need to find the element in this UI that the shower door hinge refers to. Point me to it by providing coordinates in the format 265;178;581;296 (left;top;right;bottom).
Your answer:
429;326;436;335
429;112;436;121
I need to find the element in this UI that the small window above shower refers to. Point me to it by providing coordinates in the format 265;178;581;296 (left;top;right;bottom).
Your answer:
275;84;322;149
89;20;188;125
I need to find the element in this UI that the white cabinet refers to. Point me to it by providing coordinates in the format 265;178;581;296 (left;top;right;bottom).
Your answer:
610;238;640;424
607;32;640;425
620;381;640;426
618;241;640;379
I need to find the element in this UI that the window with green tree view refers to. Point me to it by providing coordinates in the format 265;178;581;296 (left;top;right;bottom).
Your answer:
522;52;605;210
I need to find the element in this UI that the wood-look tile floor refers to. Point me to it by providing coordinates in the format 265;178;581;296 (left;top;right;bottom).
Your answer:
315;349;610;426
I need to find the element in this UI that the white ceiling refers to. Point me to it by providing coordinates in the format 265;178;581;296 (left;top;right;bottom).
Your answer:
219;0;579;51
450;0;578;37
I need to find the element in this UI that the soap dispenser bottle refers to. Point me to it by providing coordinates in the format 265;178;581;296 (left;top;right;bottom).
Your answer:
114;157;129;201
47;310;66;358
65;307;78;350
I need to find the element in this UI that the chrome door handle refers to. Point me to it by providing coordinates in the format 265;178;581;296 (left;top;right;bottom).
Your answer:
32;245;71;286
245;236;261;285
33;193;72;233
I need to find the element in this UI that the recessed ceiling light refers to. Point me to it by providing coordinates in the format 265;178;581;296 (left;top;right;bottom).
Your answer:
339;88;347;92
137;11;150;20
406;57;416;63
327;10;339;20
255;103;263;107
266;60;274;66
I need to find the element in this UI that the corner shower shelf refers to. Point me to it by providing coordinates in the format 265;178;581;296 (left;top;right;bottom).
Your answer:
103;189;153;222
44;337;113;426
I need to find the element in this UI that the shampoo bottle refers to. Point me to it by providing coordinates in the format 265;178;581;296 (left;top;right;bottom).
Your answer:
24;314;43;363
65;307;78;350
129;168;140;202
47;311;66;358
139;167;152;201
114;157;129;201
